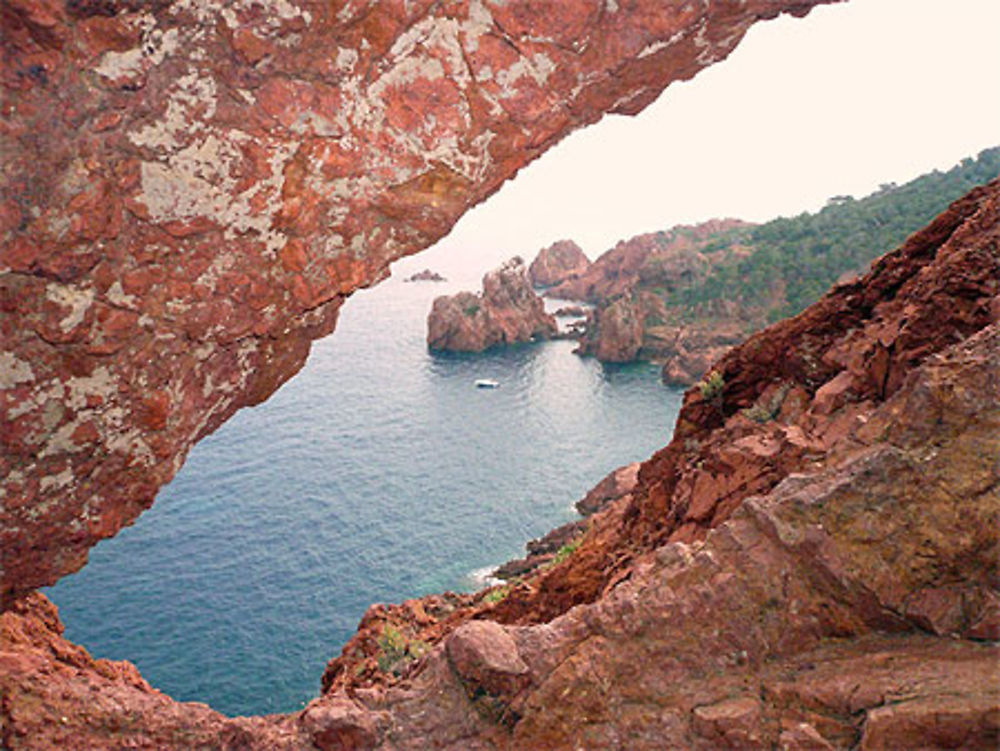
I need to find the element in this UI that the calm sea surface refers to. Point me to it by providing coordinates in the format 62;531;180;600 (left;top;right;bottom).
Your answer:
47;259;684;717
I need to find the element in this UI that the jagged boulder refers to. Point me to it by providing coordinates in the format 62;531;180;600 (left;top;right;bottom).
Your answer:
528;240;591;288
427;257;557;352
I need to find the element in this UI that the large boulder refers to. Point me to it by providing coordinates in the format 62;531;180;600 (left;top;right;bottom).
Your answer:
528;240;591;288
427;257;557;352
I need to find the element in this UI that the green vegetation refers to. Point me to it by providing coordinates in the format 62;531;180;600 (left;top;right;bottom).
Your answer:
552;539;581;566
741;383;790;423
670;147;999;320
376;625;430;675
698;371;725;402
464;303;481;317
482;585;510;605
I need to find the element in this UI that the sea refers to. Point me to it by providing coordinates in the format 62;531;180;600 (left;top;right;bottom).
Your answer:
45;247;685;718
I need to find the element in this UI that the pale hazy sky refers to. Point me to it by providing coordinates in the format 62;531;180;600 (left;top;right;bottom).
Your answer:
395;0;1000;276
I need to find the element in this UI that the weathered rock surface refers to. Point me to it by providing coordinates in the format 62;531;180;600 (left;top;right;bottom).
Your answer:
0;593;310;749
427;256;557;351
2;182;998;748
657;319;750;386
574;461;640;516
548;219;750;301
494;462;639;581
566;220;758;367
527;239;591;287
1;0;836;604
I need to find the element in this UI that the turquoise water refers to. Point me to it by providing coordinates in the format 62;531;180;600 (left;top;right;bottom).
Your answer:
46;268;683;718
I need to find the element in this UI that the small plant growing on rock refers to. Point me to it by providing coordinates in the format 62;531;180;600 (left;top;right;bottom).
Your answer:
482;585;510;605
741;383;790;423
698;371;725;402
552;539;581;566
376;625;429;676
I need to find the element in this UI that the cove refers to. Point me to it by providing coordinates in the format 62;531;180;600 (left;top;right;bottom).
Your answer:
46;266;683;717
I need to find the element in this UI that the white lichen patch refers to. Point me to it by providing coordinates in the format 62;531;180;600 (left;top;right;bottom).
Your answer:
65;367;116;411
464;0;494;54
494;52;556;92
102;406;156;468
220;0;313;36
39;421;88;458
93;14;177;80
39;467;75;492
638;30;686;59
130;71;218;153
336;47;359;73
106;280;139;310
137;131;292;253
46;283;95;333
0;353;35;389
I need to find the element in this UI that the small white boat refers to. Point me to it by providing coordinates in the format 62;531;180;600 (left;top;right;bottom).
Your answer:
475;379;500;389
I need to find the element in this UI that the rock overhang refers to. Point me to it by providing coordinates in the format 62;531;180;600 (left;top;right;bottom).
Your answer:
0;0;842;603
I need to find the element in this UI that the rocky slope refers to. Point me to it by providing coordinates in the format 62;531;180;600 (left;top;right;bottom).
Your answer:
0;0;837;604
427;257;557;351
527;239;591;288
546;219;752;302
4;180;997;749
318;178;1000;749
555;219;757;366
571;149;1000;382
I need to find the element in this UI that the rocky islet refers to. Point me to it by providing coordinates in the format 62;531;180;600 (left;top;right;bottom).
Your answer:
426;256;557;352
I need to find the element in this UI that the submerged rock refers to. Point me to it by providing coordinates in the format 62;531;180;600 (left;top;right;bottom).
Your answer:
427;257;557;352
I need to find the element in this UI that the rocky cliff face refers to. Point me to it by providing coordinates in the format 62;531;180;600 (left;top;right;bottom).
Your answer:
548;219;751;302
4;180;996;750
313;179;1000;750
569;220;756;365
426;256;557;351
527;239;591;288
0;0;836;604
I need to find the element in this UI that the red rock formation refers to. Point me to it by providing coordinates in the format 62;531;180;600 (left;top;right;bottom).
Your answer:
427;256;557;351
657;319;749;386
322;179;1000;749
0;593;310;749
528;239;591;287
3;181;997;749
547;219;751;301
0;0;837;603
574;461;639;516
565;220;756;367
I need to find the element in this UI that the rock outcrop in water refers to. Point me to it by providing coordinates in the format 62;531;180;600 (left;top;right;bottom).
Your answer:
528;239;591;288
5;180;996;749
404;269;446;283
427;257;556;352
0;0;836;604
